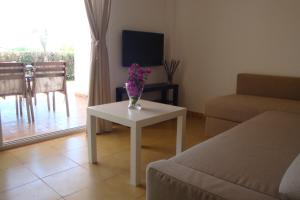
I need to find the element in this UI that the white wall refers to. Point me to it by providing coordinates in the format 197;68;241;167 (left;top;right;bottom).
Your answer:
173;0;300;113
108;0;172;101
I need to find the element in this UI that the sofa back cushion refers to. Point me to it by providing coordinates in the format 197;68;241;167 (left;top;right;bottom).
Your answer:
236;73;300;101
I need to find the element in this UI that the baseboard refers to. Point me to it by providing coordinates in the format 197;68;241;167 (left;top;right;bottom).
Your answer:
187;111;204;118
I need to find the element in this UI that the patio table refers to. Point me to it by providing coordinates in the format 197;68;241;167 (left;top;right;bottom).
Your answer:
24;65;35;122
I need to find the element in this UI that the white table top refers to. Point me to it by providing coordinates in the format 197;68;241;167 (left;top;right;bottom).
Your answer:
87;100;187;127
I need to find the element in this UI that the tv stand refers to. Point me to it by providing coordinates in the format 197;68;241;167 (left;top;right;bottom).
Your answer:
116;82;178;106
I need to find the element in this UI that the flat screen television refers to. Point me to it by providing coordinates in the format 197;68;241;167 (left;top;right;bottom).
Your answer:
122;30;164;67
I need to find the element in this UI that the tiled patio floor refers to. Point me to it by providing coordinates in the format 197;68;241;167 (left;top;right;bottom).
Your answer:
0;82;87;142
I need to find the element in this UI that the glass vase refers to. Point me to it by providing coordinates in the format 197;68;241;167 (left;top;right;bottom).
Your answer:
125;82;144;110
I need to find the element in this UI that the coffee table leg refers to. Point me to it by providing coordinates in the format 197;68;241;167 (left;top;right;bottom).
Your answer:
176;114;186;155
130;125;141;186
87;114;97;163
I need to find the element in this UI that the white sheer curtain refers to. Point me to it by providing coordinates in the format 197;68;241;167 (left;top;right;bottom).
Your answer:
0;111;2;146
84;0;112;133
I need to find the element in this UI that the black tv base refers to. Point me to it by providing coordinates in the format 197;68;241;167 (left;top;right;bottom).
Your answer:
116;82;178;106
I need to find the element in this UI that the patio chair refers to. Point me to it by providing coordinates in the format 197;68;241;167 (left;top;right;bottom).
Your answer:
0;62;34;123
31;61;70;117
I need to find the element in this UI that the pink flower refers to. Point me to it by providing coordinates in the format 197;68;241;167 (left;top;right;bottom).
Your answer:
127;63;151;97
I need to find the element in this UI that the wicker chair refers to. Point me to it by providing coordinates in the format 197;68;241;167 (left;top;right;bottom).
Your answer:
0;62;34;123
31;61;70;116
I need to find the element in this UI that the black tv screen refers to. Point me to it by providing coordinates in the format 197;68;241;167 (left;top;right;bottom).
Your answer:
122;30;164;67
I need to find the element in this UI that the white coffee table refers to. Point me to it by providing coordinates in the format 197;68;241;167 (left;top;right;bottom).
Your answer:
87;100;187;186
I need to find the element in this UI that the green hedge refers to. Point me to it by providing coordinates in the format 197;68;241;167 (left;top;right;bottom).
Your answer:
0;51;75;80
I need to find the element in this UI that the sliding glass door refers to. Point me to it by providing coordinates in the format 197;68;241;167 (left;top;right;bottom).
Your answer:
0;0;90;148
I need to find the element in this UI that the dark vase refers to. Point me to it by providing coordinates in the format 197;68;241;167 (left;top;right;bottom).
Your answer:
167;74;173;84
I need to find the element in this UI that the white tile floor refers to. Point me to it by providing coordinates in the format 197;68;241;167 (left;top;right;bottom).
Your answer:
0;115;206;200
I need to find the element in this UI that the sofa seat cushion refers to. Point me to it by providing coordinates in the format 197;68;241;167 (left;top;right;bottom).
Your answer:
205;94;300;122
171;111;300;198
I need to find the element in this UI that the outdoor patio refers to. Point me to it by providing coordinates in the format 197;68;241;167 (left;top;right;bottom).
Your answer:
0;82;87;142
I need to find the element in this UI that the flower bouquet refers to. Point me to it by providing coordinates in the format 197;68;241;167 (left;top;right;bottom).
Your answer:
125;63;151;110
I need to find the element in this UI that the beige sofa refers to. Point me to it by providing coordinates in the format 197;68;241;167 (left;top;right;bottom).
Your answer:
205;73;300;136
147;111;300;200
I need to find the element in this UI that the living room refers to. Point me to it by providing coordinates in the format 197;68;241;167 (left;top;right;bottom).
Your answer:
0;0;299;200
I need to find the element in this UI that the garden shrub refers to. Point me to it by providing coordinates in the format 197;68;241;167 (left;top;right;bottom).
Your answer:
0;51;75;80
